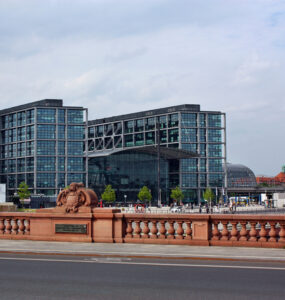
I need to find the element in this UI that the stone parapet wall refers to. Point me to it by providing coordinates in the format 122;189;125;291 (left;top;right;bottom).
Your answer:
0;210;285;248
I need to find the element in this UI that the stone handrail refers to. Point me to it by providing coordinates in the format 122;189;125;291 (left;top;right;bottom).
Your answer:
121;213;285;248
0;212;31;237
0;210;285;248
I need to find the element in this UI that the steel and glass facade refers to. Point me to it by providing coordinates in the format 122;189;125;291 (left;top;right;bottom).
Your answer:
87;104;226;203
0;99;87;199
0;100;226;204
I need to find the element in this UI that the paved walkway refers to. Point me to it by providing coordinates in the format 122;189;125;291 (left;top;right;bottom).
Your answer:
0;240;284;261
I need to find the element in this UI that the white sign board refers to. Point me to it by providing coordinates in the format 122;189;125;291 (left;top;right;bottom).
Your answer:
0;184;6;203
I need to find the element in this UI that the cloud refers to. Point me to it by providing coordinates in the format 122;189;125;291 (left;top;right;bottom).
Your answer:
0;0;285;175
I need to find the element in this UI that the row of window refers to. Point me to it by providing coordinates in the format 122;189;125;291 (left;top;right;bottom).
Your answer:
181;158;223;172
181;173;223;188
2;109;84;129
1;157;85;173
2;140;84;158
181;113;222;128
181;128;222;143
5;173;85;188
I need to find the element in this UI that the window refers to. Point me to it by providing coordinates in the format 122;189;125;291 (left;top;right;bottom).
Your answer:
168;129;178;143
181;128;197;143
58;109;65;123
37;157;56;171
37;108;56;123
37;173;56;188
158;115;167;129
124;134;134;147
145;118;155;131
208;129;222;142
181;159;198;172
67;157;84;171
135;119;144;132
104;124;113;136
58;125;65;139
67;125;84;140
114;122;122;135
146;132;155;145
67;110;84;124
135;133;144;146
208;114;221;127
168;114;178;128
124;120;134;133
95;126;103;137
37;125;56;139
181;113;197;127
37;141;56;155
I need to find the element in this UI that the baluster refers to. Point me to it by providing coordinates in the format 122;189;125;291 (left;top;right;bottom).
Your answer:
25;219;30;235
142;220;150;239
268;222;277;242
259;222;267;242
159;220;166;239
19;219;25;234
278;222;285;243
5;219;12;234
211;221;220;240
249;221;257;242
185;221;192;240
167;221;175;239
0;219;4;234
134;220;141;238
176;221;184;240
239;221;248;241
150;220;158;239
126;219;133;238
220;221;229;241
230;221;238;241
12;219;19;235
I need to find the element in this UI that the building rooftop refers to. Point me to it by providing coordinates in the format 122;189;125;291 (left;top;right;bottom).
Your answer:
0;99;84;116
88;104;206;125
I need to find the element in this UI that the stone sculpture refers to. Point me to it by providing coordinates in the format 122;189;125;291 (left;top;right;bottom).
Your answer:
56;182;98;213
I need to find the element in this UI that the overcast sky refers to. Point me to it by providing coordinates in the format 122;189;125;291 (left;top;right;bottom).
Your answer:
0;0;285;176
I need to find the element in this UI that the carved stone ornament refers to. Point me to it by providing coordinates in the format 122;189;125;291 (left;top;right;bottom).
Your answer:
56;182;98;213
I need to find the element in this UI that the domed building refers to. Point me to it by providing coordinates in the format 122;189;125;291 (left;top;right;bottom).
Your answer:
224;163;257;188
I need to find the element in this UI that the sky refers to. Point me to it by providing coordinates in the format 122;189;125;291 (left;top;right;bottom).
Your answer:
0;0;285;176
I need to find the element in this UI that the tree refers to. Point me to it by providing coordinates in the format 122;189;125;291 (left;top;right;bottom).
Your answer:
18;182;31;206
101;185;116;203
203;188;215;204
138;186;152;204
170;186;184;205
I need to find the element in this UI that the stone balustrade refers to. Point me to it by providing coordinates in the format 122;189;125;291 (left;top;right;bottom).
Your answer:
0;214;30;237
209;215;285;247
0;210;284;248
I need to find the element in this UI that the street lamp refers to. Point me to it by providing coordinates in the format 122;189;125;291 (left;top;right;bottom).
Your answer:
124;194;127;207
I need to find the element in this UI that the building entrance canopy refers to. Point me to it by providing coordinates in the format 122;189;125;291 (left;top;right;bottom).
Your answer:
88;146;198;160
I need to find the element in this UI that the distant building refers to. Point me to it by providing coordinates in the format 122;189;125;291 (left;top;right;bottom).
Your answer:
256;167;285;186
224;163;256;188
0;99;87;200
0;100;226;205
87;104;226;204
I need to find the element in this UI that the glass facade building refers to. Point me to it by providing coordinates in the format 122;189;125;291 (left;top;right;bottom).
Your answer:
87;104;226;204
0;99;87;199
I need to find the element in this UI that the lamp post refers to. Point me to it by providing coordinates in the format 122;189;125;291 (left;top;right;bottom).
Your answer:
124;194;127;207
156;122;161;207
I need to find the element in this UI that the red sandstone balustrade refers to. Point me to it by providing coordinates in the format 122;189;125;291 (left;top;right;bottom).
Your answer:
1;211;285;248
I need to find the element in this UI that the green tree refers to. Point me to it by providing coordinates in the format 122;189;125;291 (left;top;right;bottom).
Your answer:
203;188;215;204
101;185;116;203
138;186;152;204
170;186;184;205
18;182;31;204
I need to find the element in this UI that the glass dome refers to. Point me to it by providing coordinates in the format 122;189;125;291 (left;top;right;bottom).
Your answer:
224;163;257;188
